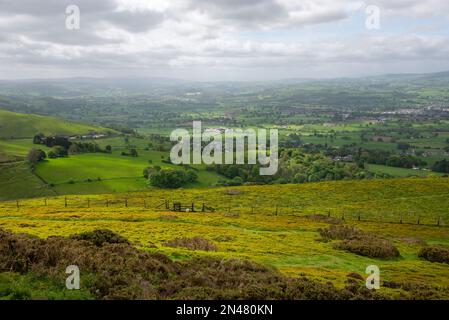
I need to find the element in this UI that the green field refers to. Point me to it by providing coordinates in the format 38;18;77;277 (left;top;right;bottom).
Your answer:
367;164;445;178
0;135;226;199
0;162;55;200
32;150;225;196
0;109;114;138
0;138;52;157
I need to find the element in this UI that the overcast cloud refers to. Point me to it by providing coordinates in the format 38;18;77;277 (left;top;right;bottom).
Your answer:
1;0;449;80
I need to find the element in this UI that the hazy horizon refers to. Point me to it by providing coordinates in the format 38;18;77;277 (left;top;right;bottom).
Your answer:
1;69;449;83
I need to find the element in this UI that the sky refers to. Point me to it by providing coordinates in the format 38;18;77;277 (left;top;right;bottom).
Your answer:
1;0;449;81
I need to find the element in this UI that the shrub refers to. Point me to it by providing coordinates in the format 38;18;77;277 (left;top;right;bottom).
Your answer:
418;246;449;264
335;237;400;259
319;225;400;259
70;229;130;247
27;149;46;165
163;237;217;251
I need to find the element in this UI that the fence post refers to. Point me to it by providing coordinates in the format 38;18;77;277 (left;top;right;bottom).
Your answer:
125;198;128;207
165;200;169;210
64;197;67;208
275;205;278;216
400;213;403;224
358;212;361;221
341;212;345;221
437;216;440;227
328;210;331;218
44;198;47;206
16;200;19;209
202;203;205;212
191;203;194;212
417;215;420;225
106;199;109;207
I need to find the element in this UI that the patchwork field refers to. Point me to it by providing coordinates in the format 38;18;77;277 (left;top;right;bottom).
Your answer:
0;136;225;199
33;150;224;194
1;177;448;298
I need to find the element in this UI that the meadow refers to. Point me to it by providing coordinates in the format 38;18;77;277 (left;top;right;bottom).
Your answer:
34;148;224;194
0;133;225;199
0;109;113;139
1;177;448;298
366;164;444;178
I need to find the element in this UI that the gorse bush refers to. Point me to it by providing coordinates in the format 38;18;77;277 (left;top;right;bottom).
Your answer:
0;228;390;300
335;237;400;259
70;229;130;247
418;246;449;264
319;225;400;259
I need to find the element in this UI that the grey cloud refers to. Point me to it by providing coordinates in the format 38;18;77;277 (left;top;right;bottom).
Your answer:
0;0;117;16
104;11;165;33
188;0;288;27
1;0;449;80
0;0;164;45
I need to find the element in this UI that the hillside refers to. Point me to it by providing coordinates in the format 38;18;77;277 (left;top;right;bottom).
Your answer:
0;177;448;299
0;109;114;138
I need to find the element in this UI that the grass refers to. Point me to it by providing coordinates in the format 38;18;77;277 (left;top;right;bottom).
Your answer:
0;162;55;200
33;150;225;196
0;109;115;139
0;272;93;300
0;139;52;158
0;177;448;294
0;135;226;199
367;164;444;177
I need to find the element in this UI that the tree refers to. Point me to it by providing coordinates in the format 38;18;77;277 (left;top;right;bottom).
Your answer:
50;146;68;157
105;145;112;153
27;149;46;165
397;142;411;151
33;133;45;144
148;168;197;188
432;159;449;173
129;148;138;157
68;144;80;155
44;136;71;149
47;151;58;159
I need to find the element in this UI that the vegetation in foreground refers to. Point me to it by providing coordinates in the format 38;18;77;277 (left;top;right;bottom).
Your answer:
0;178;448;299
2;228;448;300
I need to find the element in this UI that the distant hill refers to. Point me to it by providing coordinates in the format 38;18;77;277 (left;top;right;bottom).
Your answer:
0;109;115;139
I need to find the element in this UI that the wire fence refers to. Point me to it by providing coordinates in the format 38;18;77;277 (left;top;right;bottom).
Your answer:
0;196;446;228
